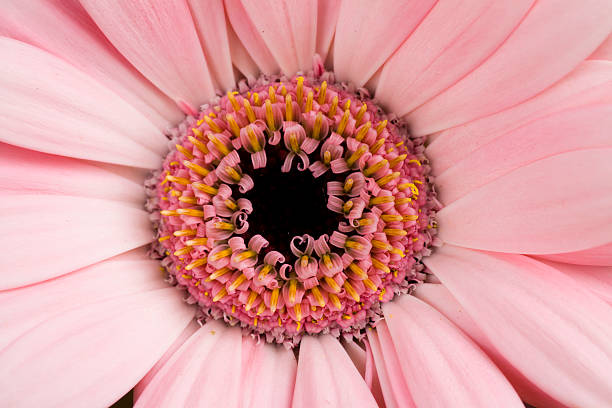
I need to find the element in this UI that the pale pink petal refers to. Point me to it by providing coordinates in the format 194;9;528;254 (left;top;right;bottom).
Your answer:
293;335;378;408
0;249;166;351
376;0;533;116
226;22;259;80
187;0;235;92
80;0;216;107
333;0;436;86
343;340;366;377
225;0;280;74
0;38;165;168
436;105;612;205
240;337;297;408
92;161;150;185
0;288;194;408
236;0;316;74
0;143;143;204
316;0;340;61
590;33;612;61
0;0;182;129
382;296;523;408
437;149;612;254
427;60;612;175
407;0;612;136
536;259;612;305
367;327;416;408
535;241;612;266
0;195;153;289
425;245;612;407
134;321;200;402
414;282;569;408
135;321;242;408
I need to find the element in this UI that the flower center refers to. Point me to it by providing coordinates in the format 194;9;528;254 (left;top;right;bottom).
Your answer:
147;73;439;346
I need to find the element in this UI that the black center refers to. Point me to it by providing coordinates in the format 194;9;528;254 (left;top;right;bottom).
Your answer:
239;144;341;255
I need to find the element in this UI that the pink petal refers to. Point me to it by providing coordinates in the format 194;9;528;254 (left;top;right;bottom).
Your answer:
427;60;612;175
376;0;533;117
135;321;242;408
333;0;436;86
436;104;612;205
407;0;612;136
382;296;523;408
590;33;612;61
367;327;416;408
293;335;378;408
187;0;235;92
227;22;259;80
425;245;612;407
536;259;612;305
80;0;216;107
0;288;194;408
0;195;153;289
343;340;366;377
225;0;280;74
414;282;568;408
316;0;341;61
0;0;182;129
0;143;143;204
0;38;165;168
437;149;612;254
534;241;612;266
134;321;200;402
240;336;297;408
0;249;166;351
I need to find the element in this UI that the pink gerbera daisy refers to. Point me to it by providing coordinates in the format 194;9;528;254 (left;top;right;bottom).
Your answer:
1;1;612;407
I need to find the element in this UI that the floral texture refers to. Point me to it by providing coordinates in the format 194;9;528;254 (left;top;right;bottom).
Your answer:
0;1;611;408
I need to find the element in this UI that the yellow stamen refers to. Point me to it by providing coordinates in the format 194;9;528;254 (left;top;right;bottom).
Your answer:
178;196;197;204
312;112;323;140
370;137;386;154
288;279;297;304
181;274;192;280
363;278;378;291
357;218;373;226
280;85;287;96
343;178;354;193
242;98;256;123
371;257;391;273
270;288;280;313
183;160;209;177
305;91;314;112
344;281;360;302
403;214;419;222
252;92;260;106
343;99;351;111
376;120;388;135
342;200;354;213
228;274;247;291
296;76;304;105
175;144;194;160
235;250;256;262
225;166;242;182
225;114;241;138
294;304;302;321
188;136;209;155
193;182;218;196
225;199;238;211
345;240;364;250
328;293;342;310
355;103;367;125
300;255;309;268
371;239;393;251
389;154;407;168
166;175;190;185
285;94;293;121
174;246;193;256
381;214;403;222
245;291;258;311
257;302;266;315
377;171;400;186
328;95;338;118
310;286;326;307
346;145;367;167
296;321;301;331
369;195;395;206
213;287;227;302
169;161;179;166
214;221;235;231
289;134;300;153
209;249;233;262
170;189;181;197
348;262;368;279
336;108;351;136
207;134;230;156
227;91;241;111
409;159;422;166
378;287;386;301
268;86;276;103
161;197;169;201
160;210;178;216
192;127;204;138
186;258;207;270
323;150;332;165
247;126;262;151
176;208;205;217
207;266;231;282
258;264;272;280
391;247;405;257
324;276;341;293
158;235;171;242
318;81;327;104
322;254;333;269
363;159;388;177
204;116;222;133
185;238;208;246
355;121;371;141
264;100;276;131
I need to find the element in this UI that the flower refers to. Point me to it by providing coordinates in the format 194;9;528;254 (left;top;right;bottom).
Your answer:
1;1;612;408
